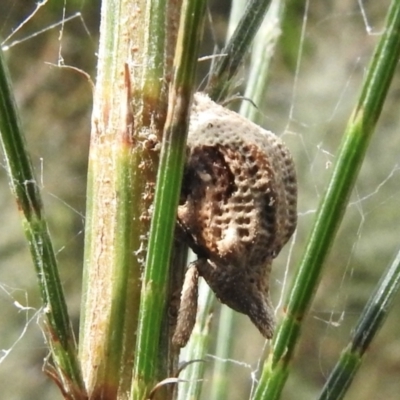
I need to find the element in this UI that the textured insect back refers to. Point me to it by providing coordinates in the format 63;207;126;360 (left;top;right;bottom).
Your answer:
174;92;297;347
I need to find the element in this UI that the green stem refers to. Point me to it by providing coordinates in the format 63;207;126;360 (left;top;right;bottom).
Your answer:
131;0;207;398
0;45;85;399
177;280;215;400
253;1;400;398
206;0;272;101
239;0;285;122
318;248;400;400
208;305;235;400
79;0;181;397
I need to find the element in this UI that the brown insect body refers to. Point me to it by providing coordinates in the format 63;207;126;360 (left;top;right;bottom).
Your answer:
174;93;297;347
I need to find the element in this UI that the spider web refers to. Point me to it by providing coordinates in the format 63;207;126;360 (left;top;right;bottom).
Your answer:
1;1;400;399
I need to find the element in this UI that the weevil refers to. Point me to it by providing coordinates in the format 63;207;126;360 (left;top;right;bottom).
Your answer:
173;93;297;347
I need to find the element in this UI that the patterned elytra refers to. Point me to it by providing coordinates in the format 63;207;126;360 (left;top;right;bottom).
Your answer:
173;92;297;347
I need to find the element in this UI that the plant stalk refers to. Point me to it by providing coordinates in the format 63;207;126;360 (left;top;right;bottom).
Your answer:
79;0;181;398
131;0;207;398
318;248;400;400
253;1;400;398
0;44;85;399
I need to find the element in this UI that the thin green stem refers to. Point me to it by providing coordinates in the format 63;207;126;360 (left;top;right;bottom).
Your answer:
0;45;85;399
253;1;400;398
206;0;271;101
208;305;235;400
177;280;215;400
239;0;285;122
318;248;400;400
131;0;207;398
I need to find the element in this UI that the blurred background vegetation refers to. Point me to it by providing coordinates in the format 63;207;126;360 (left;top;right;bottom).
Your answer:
1;1;399;399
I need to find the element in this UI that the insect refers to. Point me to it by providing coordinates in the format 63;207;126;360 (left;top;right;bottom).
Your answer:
172;93;297;347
